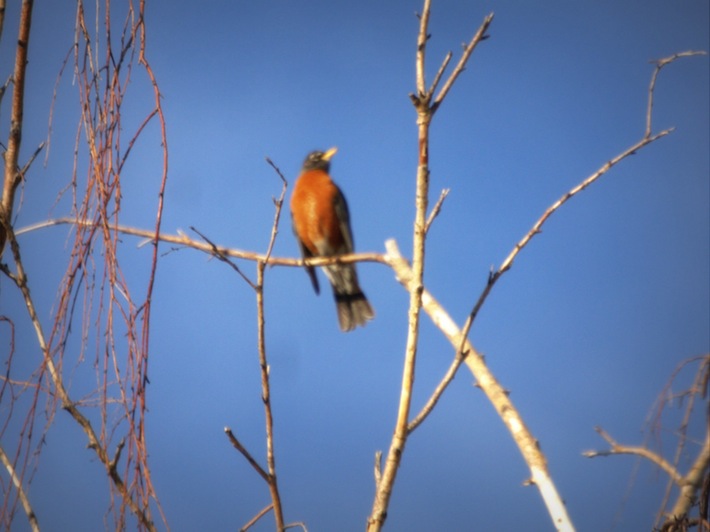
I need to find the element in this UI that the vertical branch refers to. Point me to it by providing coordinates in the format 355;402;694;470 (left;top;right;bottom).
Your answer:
254;161;289;531
255;262;285;531
367;4;492;530
367;4;432;528
0;0;33;256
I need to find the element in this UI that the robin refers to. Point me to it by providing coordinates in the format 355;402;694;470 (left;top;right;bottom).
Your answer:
290;147;375;332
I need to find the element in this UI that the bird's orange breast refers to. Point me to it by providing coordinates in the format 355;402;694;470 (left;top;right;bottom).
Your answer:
291;169;345;256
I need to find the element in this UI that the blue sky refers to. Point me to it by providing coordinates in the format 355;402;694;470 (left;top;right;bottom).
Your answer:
2;1;709;530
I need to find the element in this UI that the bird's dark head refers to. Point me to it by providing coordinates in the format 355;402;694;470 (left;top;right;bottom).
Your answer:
302;147;338;171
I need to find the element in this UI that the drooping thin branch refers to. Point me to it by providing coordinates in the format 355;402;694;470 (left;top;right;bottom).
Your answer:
0;221;157;531
190;225;256;289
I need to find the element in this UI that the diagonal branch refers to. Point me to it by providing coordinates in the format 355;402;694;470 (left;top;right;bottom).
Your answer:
385;239;573;531
0;443;39;532
431;13;493;113
457;50;705;355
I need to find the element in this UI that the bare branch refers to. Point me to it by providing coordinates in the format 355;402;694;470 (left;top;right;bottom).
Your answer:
424;188;449;233
369;6;496;530
583;426;684;484
0;221;157;531
407;347;466;433
224;427;270;483
0;443;39;532
0;0;34;256
190;225;256;289
646;51;707;138
384;239;573;530
427;51;452;98
431;13;493;113
240;504;274;532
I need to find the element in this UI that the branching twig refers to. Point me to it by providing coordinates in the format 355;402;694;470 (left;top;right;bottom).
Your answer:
224;160;290;531
457;50;704;360
367;5;493;530
0;221;156;531
583;426;684;484
585;356;710;526
646;51;707;138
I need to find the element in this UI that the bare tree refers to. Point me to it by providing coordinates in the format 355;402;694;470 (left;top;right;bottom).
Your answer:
0;1;706;531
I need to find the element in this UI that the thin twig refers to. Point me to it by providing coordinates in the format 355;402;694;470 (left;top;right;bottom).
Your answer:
583;426;684;484
190;225;256;289
224;427;270;483
424;188;449;233
646;51;707;138
240;503;274;532
431;13;493;113
408;348;467;433
0;221;156;531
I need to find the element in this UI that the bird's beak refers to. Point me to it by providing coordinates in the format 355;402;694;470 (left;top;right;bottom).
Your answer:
323;147;338;161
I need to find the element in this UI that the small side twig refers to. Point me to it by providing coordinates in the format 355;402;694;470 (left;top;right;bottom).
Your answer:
424;188;449;233
190;225;256;289
224;427;270;483
583;426;684;484
407;348;467;433
240;503;274;532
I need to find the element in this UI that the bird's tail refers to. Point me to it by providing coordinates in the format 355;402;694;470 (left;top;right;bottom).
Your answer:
334;291;374;332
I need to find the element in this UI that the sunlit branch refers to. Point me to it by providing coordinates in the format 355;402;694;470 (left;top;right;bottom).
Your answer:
384;239;573;530
16;217;388;269
367;4;494;530
457;51;704;359
424;188;449;233
0;443;39;532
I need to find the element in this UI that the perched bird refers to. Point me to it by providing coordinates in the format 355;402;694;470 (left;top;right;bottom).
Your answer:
290;147;374;331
